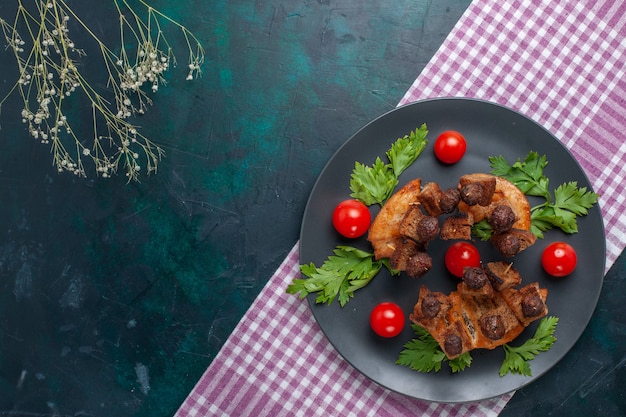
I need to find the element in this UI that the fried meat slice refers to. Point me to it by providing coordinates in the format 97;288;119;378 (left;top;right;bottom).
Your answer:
440;211;474;240
417;182;445;216
461;266;494;298
388;238;420;270
458;283;526;350
458;175;531;231
410;269;548;359
367;178;421;259
458;173;497;206
484;261;522;291
398;204;425;243
490;228;537;257
500;282;549;327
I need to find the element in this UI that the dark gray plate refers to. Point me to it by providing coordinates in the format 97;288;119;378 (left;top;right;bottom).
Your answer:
299;97;606;403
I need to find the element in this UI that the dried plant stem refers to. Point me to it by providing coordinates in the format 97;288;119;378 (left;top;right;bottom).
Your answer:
0;0;204;181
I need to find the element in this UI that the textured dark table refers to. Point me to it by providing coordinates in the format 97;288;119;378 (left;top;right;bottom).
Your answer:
0;1;623;416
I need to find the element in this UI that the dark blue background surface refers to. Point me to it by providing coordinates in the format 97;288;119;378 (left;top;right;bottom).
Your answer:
0;1;623;416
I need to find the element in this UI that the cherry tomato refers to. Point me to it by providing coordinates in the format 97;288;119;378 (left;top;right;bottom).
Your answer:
444;241;481;278
370;302;405;338
434;130;467;164
542;242;577;277
332;199;371;238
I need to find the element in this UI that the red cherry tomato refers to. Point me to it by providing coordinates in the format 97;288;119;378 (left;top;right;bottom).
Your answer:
332;199;371;238
434;130;467;164
370;302;405;338
542;242;577;277
444;241;481;278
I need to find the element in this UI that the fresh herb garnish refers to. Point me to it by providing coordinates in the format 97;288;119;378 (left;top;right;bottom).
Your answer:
471;218;493;241
349;158;398;207
396;324;472;373
350;124;428;206
287;246;399;307
530;182;600;237
387;125;429;177
487;152;599;238
398;317;558;377
490;152;551;199
499;316;559;377
288;126;428;306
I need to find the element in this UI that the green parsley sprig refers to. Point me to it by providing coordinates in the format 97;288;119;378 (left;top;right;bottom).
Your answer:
475;152;599;239
287;246;399;307
396;324;472;373
499;316;559;377
349;124;428;206
398;317;558;377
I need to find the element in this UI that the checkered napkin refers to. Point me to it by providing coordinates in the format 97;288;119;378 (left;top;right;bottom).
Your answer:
176;0;626;415
400;0;626;270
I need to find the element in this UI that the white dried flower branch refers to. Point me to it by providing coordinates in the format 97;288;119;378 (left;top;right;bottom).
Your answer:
0;0;204;181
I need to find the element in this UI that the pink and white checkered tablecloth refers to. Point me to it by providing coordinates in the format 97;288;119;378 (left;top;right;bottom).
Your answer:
176;0;626;415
